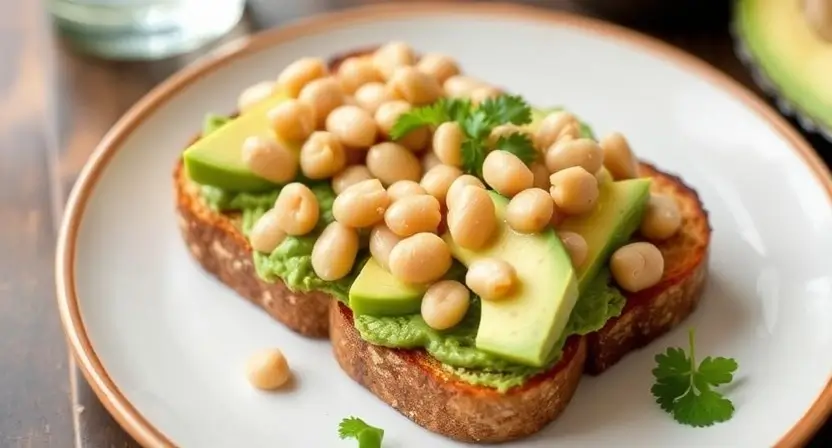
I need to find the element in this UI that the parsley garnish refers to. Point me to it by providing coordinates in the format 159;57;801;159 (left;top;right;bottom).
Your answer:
338;416;384;448
651;328;739;427
391;94;537;176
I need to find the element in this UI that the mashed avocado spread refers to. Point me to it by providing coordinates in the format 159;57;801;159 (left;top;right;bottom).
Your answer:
196;114;626;392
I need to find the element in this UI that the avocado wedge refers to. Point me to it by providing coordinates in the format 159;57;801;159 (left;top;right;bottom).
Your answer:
443;191;579;368
183;91;295;192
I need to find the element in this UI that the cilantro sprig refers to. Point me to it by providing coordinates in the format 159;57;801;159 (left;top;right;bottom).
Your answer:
338;416;384;448
390;94;537;176
651;329;739;427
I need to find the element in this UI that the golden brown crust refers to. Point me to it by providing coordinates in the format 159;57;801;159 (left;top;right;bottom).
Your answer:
174;161;330;338
330;303;586;443
585;162;711;374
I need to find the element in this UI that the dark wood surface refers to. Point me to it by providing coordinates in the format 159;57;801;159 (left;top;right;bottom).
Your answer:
0;0;829;447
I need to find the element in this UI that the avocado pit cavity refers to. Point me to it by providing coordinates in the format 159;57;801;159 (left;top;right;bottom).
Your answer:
805;0;832;42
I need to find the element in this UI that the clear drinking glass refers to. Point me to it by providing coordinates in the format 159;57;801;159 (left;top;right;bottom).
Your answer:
47;0;246;60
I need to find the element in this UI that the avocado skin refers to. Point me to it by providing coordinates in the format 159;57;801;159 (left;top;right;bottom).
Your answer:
736;0;832;130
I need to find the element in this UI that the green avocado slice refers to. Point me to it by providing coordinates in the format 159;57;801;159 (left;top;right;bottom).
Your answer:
443;191;579;368
348;258;427;316
559;178;652;290
183;91;295;192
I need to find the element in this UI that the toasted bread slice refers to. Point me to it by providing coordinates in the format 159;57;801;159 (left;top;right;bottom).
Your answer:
327;163;710;442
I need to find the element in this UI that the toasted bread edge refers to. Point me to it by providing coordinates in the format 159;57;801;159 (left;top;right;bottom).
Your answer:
174;161;331;338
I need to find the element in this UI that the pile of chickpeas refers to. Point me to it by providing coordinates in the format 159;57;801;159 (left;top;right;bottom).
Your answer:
243;41;684;331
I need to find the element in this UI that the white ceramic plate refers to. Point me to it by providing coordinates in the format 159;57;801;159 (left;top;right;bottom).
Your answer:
57;4;832;447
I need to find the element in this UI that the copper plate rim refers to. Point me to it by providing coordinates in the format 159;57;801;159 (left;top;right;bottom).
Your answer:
54;3;832;447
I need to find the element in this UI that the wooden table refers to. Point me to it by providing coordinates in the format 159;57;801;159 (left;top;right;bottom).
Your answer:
1;0;829;446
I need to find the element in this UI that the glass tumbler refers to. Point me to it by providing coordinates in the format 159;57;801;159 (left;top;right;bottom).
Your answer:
47;0;246;60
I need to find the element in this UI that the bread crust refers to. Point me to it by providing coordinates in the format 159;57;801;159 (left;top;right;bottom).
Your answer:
174;162;330;338
330;303;587;443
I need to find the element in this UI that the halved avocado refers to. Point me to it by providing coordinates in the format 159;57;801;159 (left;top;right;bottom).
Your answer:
183;91;295;192
348;258;427;316
443;191;579;367
558;178;652;290
735;0;832;132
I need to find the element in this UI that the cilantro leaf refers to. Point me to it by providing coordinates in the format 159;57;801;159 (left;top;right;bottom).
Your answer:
651;329;739;427
460;139;487;177
338;416;384;448
479;94;532;126
392;93;534;177
495;133;538;165
390;98;471;140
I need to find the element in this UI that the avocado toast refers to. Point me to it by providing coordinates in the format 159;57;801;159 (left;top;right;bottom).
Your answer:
174;43;711;442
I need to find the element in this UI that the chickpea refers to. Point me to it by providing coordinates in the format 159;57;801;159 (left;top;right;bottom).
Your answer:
549;167;599;215
506;188;554;234
388;66;443;106
366;142;422;186
610;242;665;292
369;224;401;270
420;164;463;203
298;77;345;129
387;180;426;202
388;233;452;284
535;111;579;150
249;208;287;253
332;178;390;228
372;41;415;80
374;100;411;137
447;185;497;250
273;183;320;235
331;165;374;194
470;86;502;105
421;151;443;173
311;222;359;281
531;162;550;190
433;122;463;167
417;53;461;84
557;231;588;267
445;174;485;209
325;105;378;148
443;75;486;98
238;81;275;114
384;194;442;237
246;348;291;390
421;280;470;330
640;194;682;241
600;132;639;180
241;135;298;184
354;82;398;115
482;150;534;197
276;57;328;98
545;138;604;174
337;56;383;94
300;131;346;179
465;258;517;301
267;99;315;142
